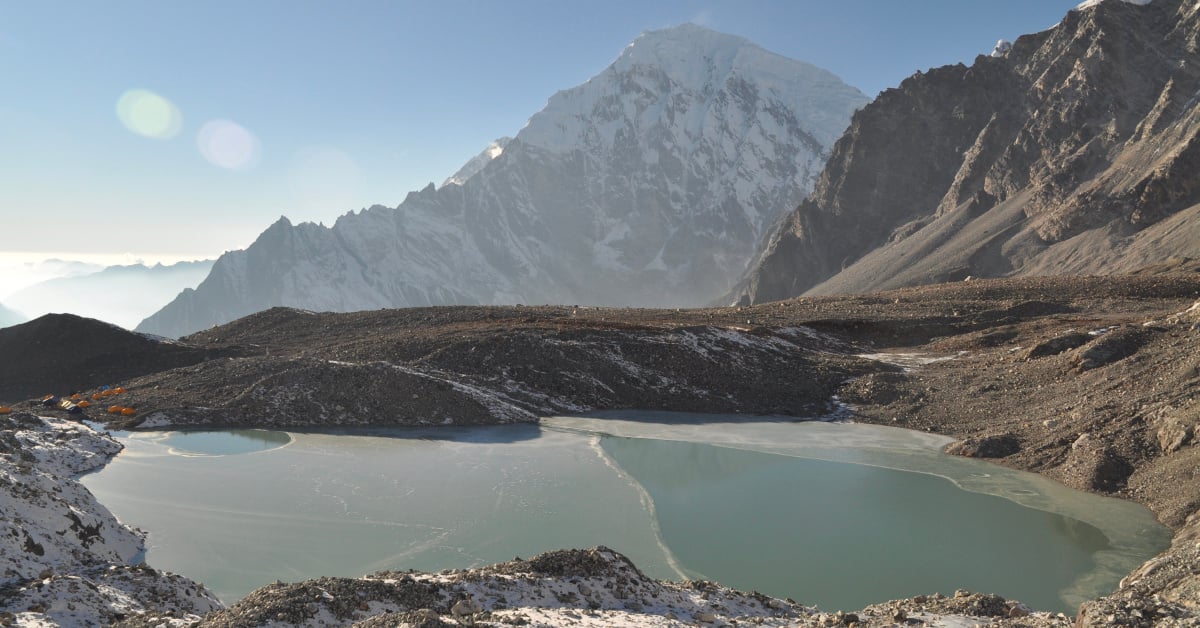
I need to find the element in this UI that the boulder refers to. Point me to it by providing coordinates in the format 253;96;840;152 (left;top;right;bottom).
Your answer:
1021;331;1093;360
1155;413;1197;454
946;433;1021;458
1069;327;1152;372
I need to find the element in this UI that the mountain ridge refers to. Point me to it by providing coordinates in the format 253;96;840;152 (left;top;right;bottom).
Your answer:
138;24;867;338
737;0;1200;303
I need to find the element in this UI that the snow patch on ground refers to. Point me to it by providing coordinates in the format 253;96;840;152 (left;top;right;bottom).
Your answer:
0;414;222;625
858;351;962;372
388;363;539;423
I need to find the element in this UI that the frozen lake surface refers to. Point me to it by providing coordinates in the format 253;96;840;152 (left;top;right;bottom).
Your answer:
82;413;1170;612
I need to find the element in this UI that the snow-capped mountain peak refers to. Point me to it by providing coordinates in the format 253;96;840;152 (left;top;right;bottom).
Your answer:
520;23;861;154
138;26;868;338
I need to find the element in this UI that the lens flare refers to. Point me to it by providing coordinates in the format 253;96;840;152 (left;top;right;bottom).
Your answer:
115;89;182;139
196;119;261;170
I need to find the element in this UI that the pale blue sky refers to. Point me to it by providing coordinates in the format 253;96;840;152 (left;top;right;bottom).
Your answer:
1;1;1083;264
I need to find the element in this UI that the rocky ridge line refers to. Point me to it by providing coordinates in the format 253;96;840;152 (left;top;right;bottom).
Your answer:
113;312;870;431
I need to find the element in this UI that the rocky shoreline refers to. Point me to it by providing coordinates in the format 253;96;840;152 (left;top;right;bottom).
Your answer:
0;413;221;626
2;274;1199;625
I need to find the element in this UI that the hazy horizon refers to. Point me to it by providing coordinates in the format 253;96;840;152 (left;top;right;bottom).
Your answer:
0;252;212;303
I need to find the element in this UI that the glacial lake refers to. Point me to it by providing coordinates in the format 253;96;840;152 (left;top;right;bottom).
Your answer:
81;413;1171;613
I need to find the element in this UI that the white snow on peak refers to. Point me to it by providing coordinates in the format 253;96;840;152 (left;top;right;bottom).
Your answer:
1074;0;1152;10
518;23;864;153
991;39;1013;57
614;23;773;84
138;25;868;338
442;137;512;187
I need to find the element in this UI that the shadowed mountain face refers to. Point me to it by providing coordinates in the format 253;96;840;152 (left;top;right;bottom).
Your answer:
738;0;1200;303
137;24;867;338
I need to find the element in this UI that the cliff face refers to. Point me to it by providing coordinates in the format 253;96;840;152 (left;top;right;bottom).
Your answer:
740;0;1200;303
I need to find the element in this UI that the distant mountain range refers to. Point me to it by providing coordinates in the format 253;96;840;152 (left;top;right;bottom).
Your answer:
5;261;213;329
737;0;1200;302
137;24;868;338
0;303;24;328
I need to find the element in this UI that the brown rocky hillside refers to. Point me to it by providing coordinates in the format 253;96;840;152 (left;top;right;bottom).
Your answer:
739;0;1200;303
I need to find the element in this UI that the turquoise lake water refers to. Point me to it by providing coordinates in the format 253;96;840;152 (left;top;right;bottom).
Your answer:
81;414;1170;612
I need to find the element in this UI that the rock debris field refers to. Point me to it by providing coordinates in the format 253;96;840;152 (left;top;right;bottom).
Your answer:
2;273;1200;626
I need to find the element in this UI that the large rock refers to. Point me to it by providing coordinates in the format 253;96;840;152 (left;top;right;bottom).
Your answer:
946;433;1021;459
1153;401;1199;454
1068;326;1152;371
1021;331;1094;360
1061;432;1135;492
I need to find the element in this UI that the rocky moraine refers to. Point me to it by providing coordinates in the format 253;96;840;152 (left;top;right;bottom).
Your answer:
2;273;1200;626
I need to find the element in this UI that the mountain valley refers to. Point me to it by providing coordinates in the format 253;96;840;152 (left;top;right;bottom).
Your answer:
6;1;1200;626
